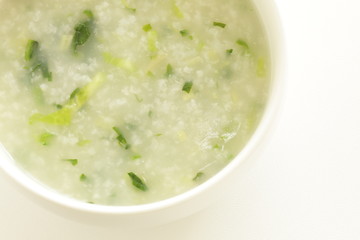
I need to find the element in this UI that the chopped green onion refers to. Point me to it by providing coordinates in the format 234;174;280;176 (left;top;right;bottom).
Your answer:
113;127;130;149
165;64;173;77
80;173;87;181
142;24;152;32
64;159;78;166
38;132;55;146
193;172;204;181
25;40;39;61
128;172;148;191
213;22;226;28
71;10;94;54
182;81;193;93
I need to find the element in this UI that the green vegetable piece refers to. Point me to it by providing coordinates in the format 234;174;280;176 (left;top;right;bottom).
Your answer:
103;52;135;72
193;172;204;181
70;88;80;100
172;2;184;18
256;58;266;77
30;107;73;125
25;40;39;61
55;104;63;109
113;127;130;149
212;144;221;150
128;172;148;191
77;139;91;146
165;64;173;77
80;173;87;181
38;132;55;146
236;39;250;54
25;40;52;81
64;159;78;166
147;30;158;54
121;0;136;13
213;22;226;28
142;24;152;32
29;73;105;125
179;29;193;40
180;29;189;37
226;49;233;55
83;10;94;19
134;94;143;102
71;10;94;54
132;155;142;160
182;81;193;93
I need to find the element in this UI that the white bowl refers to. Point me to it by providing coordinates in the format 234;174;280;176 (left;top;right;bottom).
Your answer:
0;0;285;228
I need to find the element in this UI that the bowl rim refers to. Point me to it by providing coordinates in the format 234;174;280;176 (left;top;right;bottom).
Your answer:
0;0;285;216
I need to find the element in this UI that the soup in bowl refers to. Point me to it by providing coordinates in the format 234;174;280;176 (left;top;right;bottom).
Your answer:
0;0;284;227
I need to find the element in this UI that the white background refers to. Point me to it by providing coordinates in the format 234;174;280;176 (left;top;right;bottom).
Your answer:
1;0;360;239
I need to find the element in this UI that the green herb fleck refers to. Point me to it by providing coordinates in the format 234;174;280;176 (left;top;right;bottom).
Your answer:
180;29;192;39
70;88;80;100
25;40;39;61
226;49;233;55
182;81;193;93
55;104;63;109
213;22;226;28
142;24;152;32
83;10;94;18
193;172;204;181
134;94;143;102
71;10;94;54
148;110;153;118
212;144;222;150
38;132;55;146
25;40;52;81
147;30;158;55
256;58;266;77
155;133;163;137
132;155;142;160
64;159;78;166
113;127;130;149
236;39;250;54
121;0;136;13
77;139;91;146
80;173;87;181
165;64;173;77
128;172;148;191
172;2;184;18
